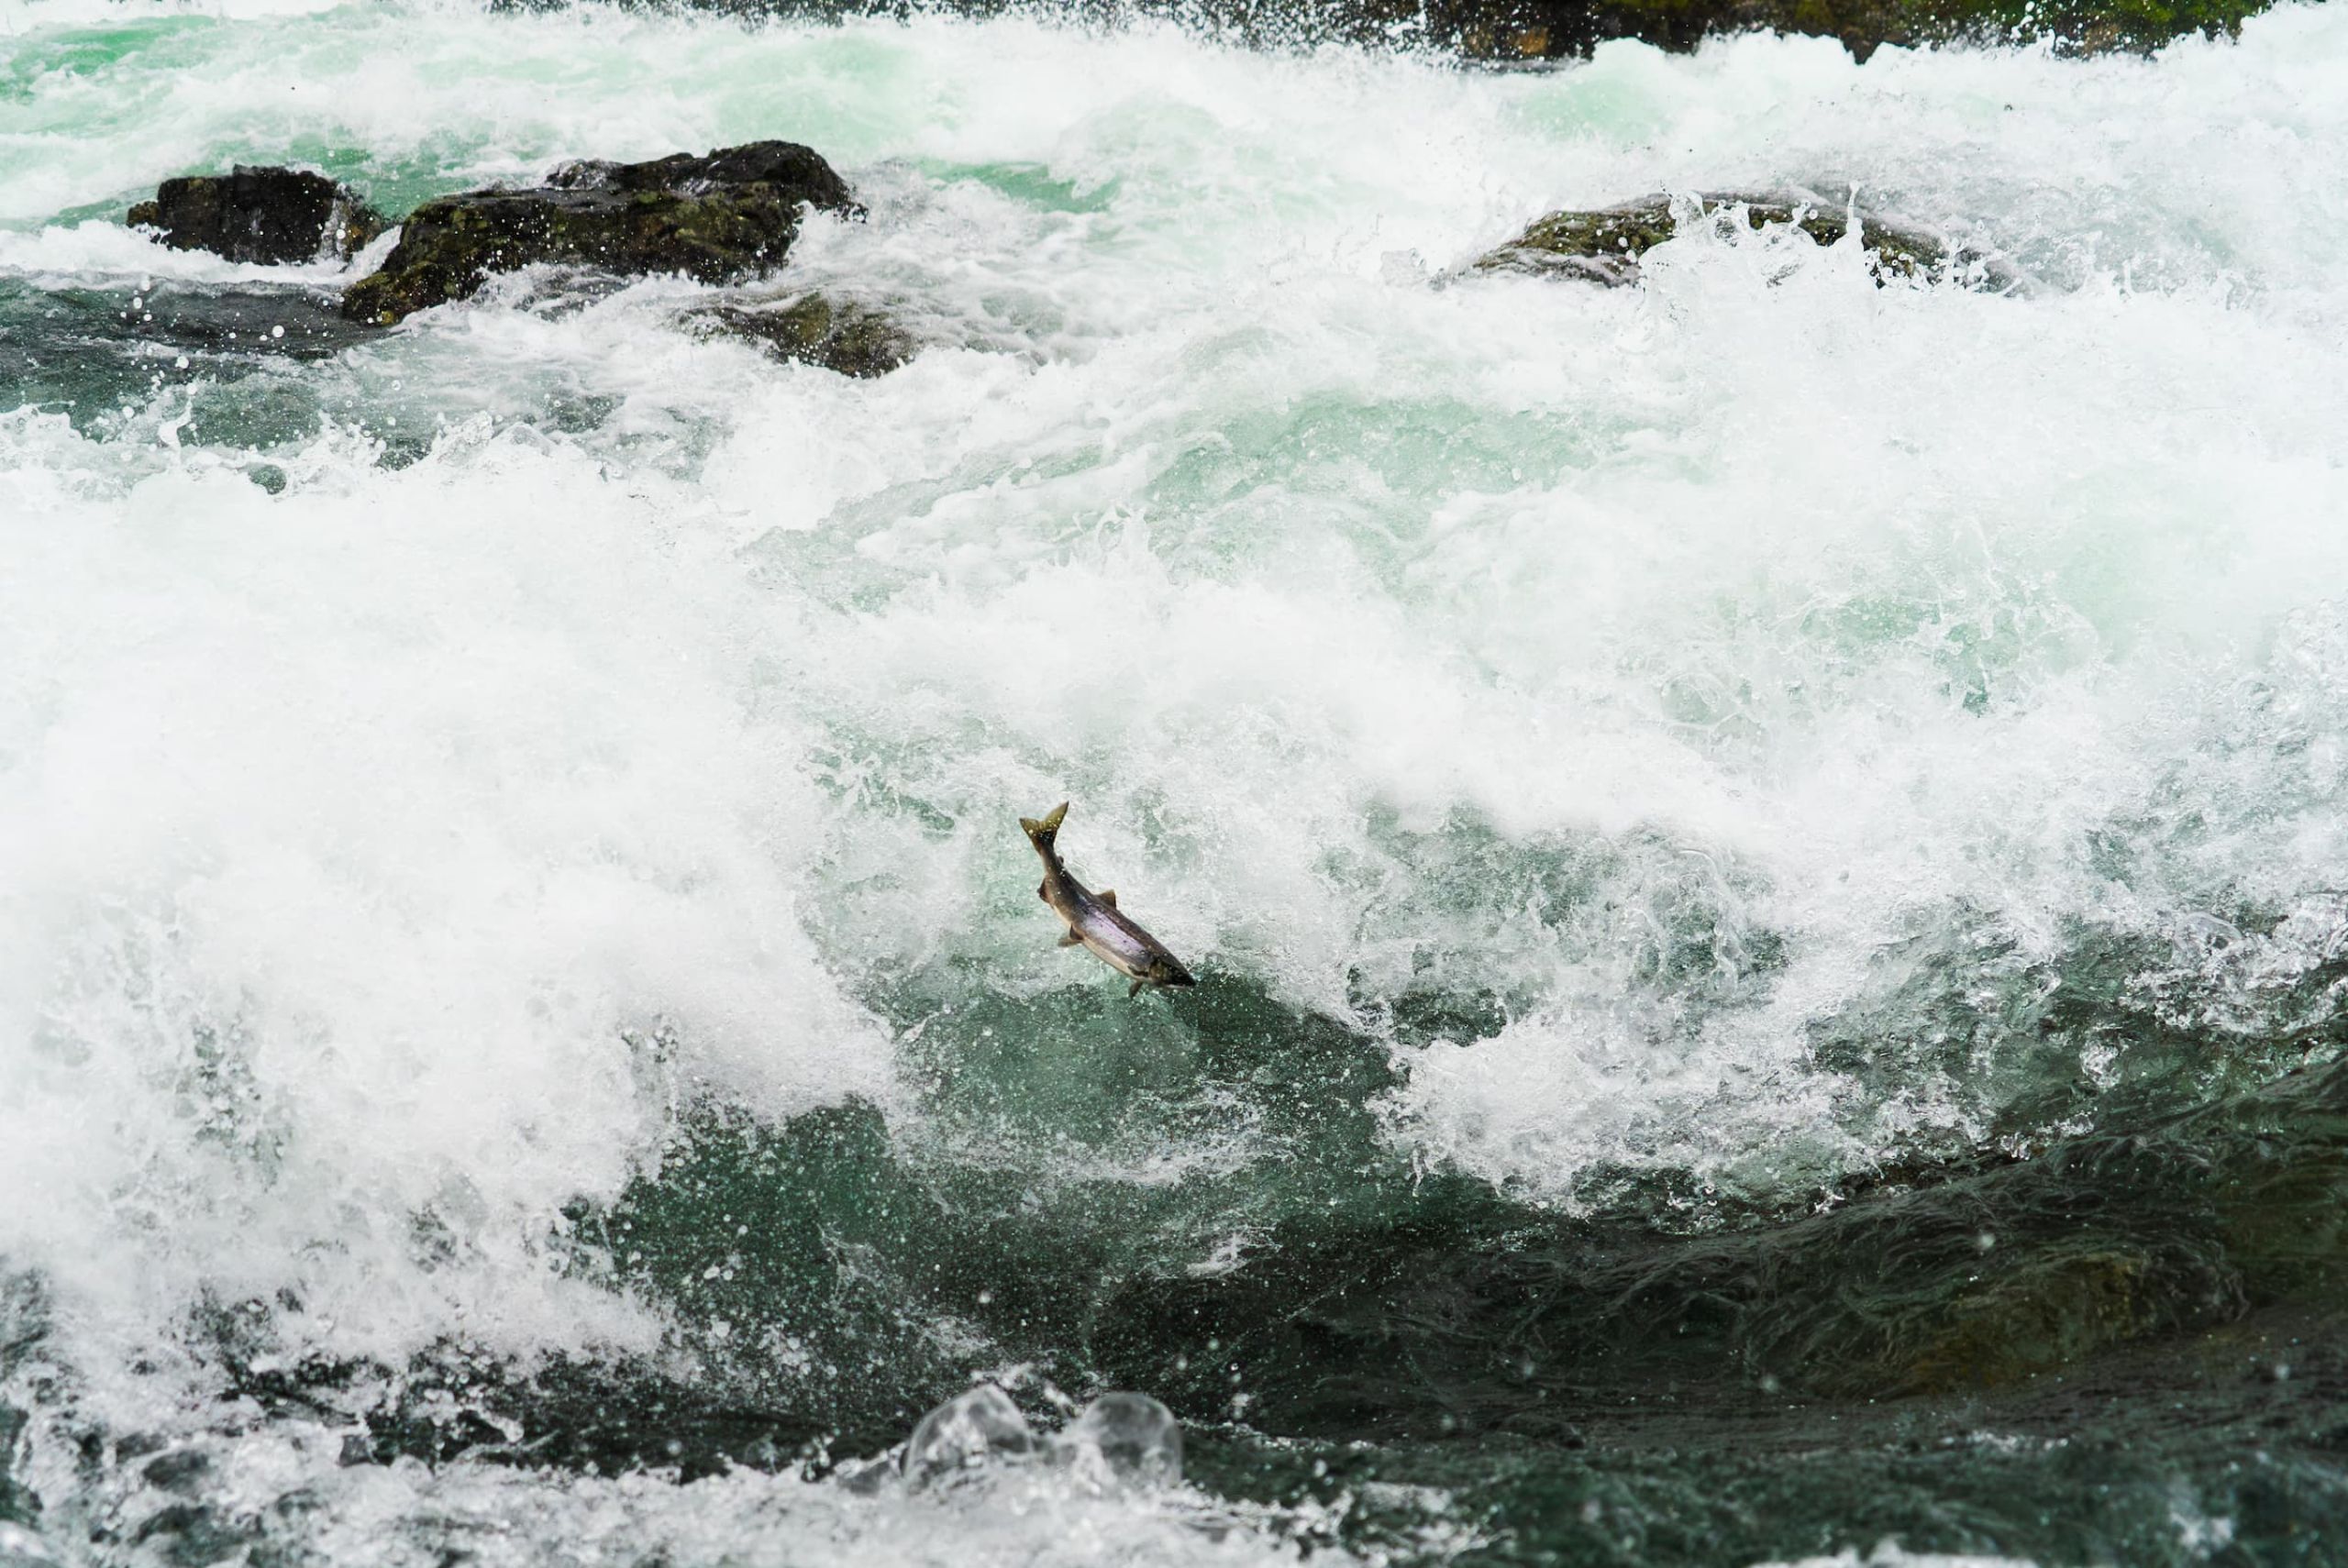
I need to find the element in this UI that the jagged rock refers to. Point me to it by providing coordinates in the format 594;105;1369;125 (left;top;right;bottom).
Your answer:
1475;192;2003;287
1054;1393;1181;1490
901;1385;1036;1489
692;294;914;378
341;140;858;326
127;167;383;266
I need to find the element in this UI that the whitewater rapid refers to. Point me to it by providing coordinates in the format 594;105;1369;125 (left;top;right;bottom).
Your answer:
4;3;2347;1562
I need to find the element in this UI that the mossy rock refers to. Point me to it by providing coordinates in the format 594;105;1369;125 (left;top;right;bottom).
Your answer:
689;293;914;378
1475;191;2008;287
341;140;857;325
127;166;384;266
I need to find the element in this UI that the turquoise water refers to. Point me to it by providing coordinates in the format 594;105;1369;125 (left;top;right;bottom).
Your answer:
4;3;2348;1563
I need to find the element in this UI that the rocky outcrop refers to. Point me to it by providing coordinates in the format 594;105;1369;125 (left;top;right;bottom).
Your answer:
690;293;914;379
1475;192;2006;287
1416;0;2268;61
340;141;858;326
127;166;384;266
634;0;2269;61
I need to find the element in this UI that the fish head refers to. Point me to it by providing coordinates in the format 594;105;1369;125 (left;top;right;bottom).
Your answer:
1146;954;1196;988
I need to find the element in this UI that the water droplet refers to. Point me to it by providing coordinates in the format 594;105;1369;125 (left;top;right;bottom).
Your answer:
903;1385;1036;1489
1055;1393;1181;1491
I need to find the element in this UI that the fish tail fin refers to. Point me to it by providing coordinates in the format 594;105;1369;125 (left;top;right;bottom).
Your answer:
1019;801;1069;854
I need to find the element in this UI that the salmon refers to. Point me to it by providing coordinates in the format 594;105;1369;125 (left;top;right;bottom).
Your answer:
1018;802;1195;998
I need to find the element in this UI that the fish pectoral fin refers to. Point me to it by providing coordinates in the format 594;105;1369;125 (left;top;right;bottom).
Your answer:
1098;889;1116;907
1128;978;1146;999
1058;931;1082;948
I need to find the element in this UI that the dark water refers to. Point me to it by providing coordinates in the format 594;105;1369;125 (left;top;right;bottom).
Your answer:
11;975;2343;1562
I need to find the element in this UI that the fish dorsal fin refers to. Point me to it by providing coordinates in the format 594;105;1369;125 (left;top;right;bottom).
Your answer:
1098;889;1116;907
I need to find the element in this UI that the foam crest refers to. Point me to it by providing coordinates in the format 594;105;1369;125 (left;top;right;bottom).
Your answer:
0;413;890;1397
0;220;360;286
0;1417;1345;1568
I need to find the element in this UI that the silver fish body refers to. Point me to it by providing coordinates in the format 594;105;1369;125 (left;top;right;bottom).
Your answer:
1019;802;1195;997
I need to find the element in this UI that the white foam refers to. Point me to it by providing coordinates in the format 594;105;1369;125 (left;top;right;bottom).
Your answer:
0;219;361;287
0;409;892;1398
6;1418;1346;1568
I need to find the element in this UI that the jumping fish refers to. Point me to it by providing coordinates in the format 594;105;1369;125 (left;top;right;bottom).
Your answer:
1019;802;1196;998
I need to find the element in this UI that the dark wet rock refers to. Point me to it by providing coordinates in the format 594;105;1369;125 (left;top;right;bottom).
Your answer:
1475;196;1687;286
341;140;858;326
127;167;384;267
691;293;914;378
1475;191;2003;286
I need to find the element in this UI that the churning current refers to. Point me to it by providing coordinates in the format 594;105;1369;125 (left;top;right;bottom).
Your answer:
3;2;2347;1564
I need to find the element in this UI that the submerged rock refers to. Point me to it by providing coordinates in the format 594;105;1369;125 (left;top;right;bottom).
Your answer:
1475;192;2003;288
901;1385;1036;1488
127;166;385;266
340;140;858;326
1054;1393;1182;1490
690;294;914;378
